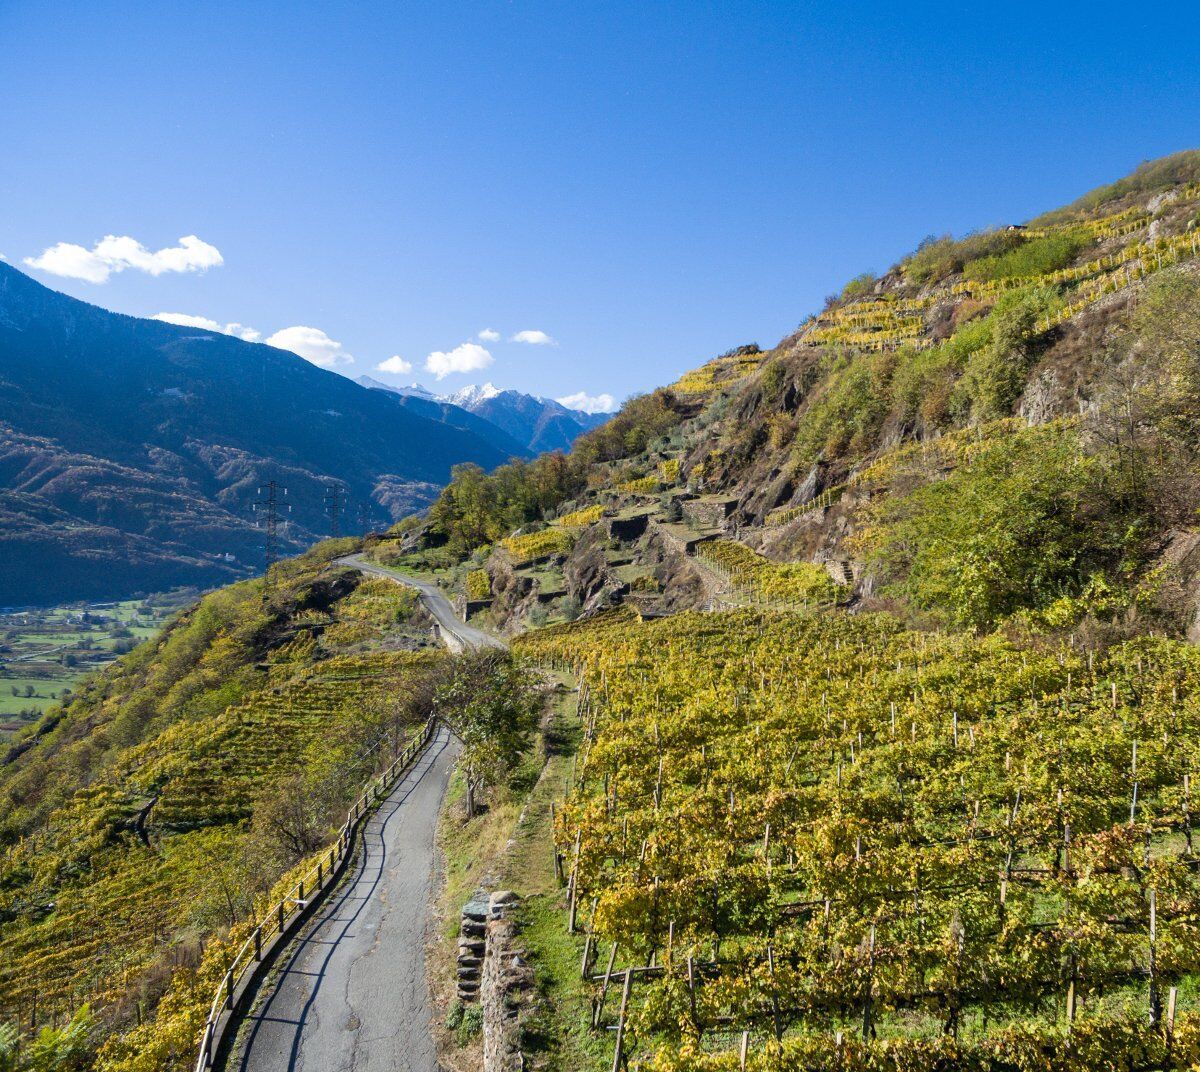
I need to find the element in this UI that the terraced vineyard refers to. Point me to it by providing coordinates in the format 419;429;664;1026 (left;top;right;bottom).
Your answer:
800;186;1200;355
555;504;607;529
502;528;578;564
0;647;439;1032
673;347;766;395
467;568;493;601
0;553;443;1063
696;541;842;606
618;475;661;496
518;607;1200;1070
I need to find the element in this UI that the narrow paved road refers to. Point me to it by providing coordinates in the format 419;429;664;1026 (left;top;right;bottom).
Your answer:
336;553;506;651
234;553;500;1072
233;727;459;1072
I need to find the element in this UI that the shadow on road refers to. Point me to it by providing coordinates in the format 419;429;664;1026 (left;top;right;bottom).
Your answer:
233;731;451;1071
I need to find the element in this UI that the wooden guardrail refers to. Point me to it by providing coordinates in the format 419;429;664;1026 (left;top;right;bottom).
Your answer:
193;716;438;1071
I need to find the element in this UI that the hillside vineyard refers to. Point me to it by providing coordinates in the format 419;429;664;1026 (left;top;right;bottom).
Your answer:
8;153;1200;1070
520;610;1200;1068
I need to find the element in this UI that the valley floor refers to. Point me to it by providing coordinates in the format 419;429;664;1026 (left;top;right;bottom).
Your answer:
0;590;194;734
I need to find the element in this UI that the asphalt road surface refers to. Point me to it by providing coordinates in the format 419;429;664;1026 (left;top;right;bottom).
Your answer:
233;725;460;1072
234;553;500;1071
336;553;505;652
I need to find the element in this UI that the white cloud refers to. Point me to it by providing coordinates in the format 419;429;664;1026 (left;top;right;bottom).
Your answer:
25;243;111;283
425;341;493;380
154;312;222;331
510;329;556;345
557;391;617;414
265;325;352;368
376;355;413;374
25;234;223;284
153;312;262;342
477;328;500;342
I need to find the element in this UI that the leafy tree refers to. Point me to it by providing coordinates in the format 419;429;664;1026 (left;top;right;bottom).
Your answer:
434;651;539;819
250;773;330;863
422;388;685;561
859;426;1131;628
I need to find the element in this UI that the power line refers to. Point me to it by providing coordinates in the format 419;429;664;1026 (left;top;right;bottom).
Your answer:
357;502;372;535
253;481;290;574
323;484;345;538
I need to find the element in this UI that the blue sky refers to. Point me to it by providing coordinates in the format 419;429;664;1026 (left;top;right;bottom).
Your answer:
2;2;1198;411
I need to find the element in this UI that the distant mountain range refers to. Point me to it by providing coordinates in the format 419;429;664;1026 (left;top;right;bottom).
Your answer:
356;377;609;453
0;265;515;604
354;376;531;459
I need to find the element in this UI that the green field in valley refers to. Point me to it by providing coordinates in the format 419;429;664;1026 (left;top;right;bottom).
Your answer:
0;591;198;733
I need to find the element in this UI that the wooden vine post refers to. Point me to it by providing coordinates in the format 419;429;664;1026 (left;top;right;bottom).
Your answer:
611;970;633;1072
1149;889;1161;1027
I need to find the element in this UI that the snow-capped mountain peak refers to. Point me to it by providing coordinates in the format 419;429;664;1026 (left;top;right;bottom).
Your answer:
443;382;505;407
355;375;437;400
359;374;610;453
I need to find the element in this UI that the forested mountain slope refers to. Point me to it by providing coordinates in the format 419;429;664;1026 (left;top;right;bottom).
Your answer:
0;266;512;604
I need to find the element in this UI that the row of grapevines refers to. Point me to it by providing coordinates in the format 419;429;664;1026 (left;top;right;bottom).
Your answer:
554;505;606;528
466;569;492;601
501;528;576;564
697;541;842;604
517;607;1200;1068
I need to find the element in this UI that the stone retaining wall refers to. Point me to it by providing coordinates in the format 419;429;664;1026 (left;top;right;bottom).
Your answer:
481;891;532;1072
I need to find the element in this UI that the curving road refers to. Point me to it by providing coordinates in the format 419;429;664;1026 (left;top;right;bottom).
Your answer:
336;553;505;652
233;726;459;1072
233;554;499;1072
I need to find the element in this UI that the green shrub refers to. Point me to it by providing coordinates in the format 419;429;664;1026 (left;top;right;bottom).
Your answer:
952;289;1057;420
791;351;895;469
902;230;1016;285
963;231;1088;281
887;317;993;430
839;272;877;302
1034;149;1200;223
444;998;483;1045
858;423;1136;628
